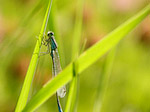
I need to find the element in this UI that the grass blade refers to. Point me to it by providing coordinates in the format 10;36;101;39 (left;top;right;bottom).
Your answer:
65;0;84;111
71;0;84;60
65;62;79;112
93;48;116;112
23;4;150;112
15;0;53;112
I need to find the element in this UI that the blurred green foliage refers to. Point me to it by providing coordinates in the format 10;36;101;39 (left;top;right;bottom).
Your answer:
0;0;150;112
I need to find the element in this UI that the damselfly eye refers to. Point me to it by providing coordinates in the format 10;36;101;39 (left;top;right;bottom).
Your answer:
47;31;54;36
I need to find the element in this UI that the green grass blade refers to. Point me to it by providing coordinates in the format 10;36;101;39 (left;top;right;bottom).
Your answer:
77;4;149;73
15;1;53;112
65;77;78;112
65;62;79;112
93;48;116;112
23;4;150;112
65;0;84;111
71;0;84;60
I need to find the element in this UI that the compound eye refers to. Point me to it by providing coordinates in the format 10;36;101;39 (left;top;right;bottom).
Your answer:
50;32;54;36
47;31;54;36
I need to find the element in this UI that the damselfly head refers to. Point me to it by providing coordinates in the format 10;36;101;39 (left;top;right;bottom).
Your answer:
47;31;54;37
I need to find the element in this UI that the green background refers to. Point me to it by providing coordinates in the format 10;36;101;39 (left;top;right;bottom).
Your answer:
0;0;150;111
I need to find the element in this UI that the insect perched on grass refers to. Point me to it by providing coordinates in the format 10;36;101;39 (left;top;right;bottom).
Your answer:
42;31;66;112
45;31;66;98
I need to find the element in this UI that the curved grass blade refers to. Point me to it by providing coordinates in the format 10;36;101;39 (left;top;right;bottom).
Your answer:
22;4;150;112
15;0;53;112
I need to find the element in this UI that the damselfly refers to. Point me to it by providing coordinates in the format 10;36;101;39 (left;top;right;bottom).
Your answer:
44;31;66;98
